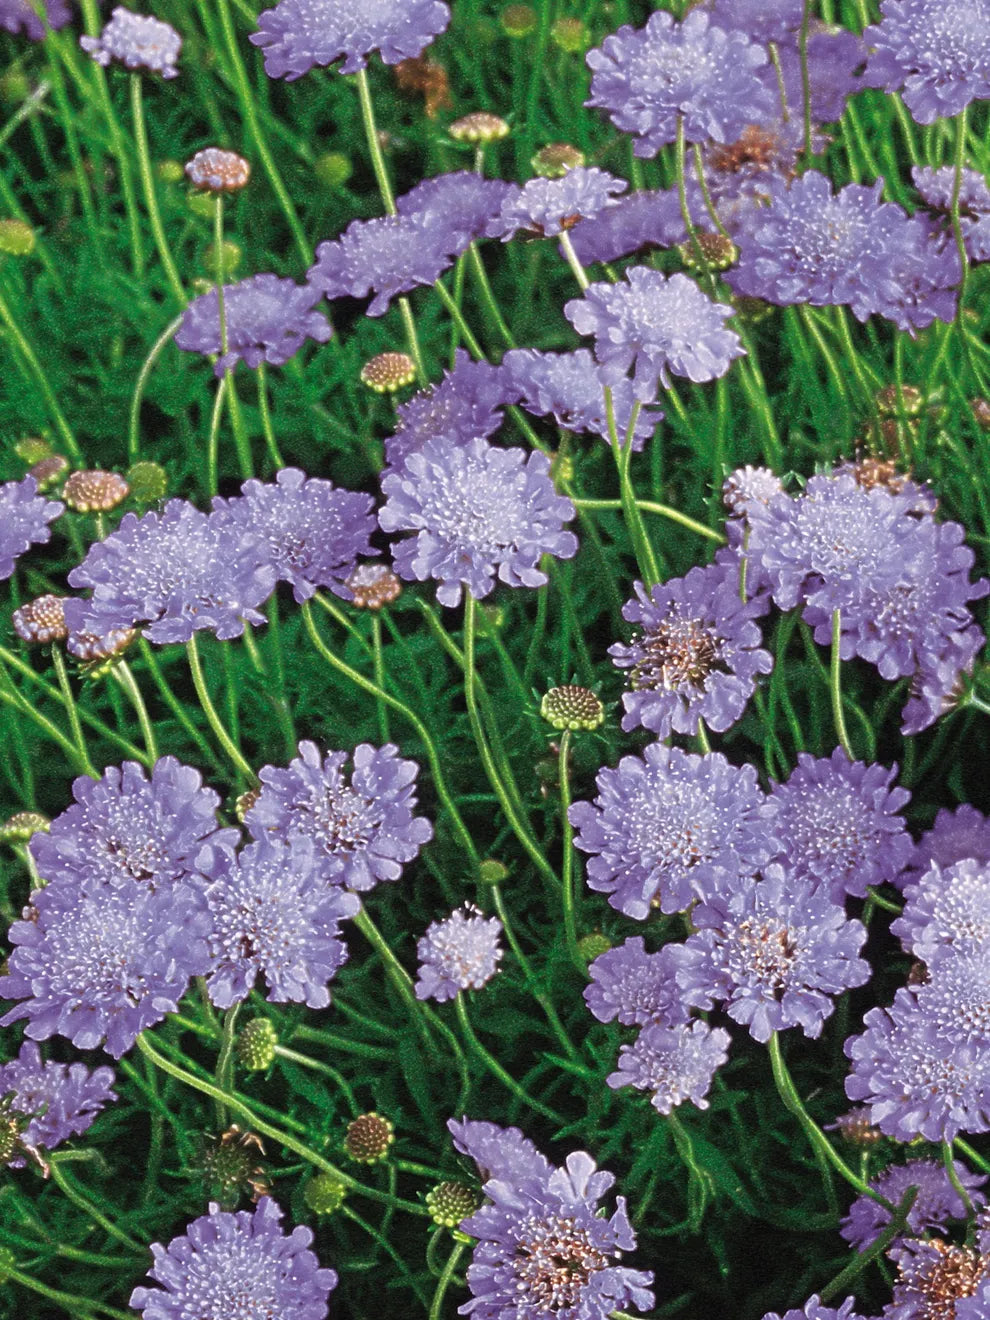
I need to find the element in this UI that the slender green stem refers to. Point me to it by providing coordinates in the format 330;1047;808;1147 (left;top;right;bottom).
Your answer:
819;1186;919;1304
956;1138;990;1175
214;1001;241;1126
6;1268;133;1320
354;67;396;213
468;242;516;348
454;993;563;1123
371;615;390;742
207;371;228;497
0;658;89;773
49;647;95;776
273;1045;359;1116
128;313;183;464
341;1204;431;1307
691;144;731;240
558;229;590;291
48;1160;145;1252
572;498;724;543
130;74;185;304
137;638;223;771
186;634;255;782
431;276;487;359
604;387;660;587
256;362;284;467
428;1240;467;1320
558;730;583;973
799;0;814;164
943;1141;976;1219
113;659;158;761
830;609;855;759
0;282;81;460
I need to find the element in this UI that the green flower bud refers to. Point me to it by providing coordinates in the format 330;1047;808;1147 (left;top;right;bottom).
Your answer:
126;461;168;504
478;858;510;886
501;3;536;36
550;17;589;53
202;240;243;281
303;1173;348;1215
576;931;612;964
0;811;50;844
156;159;185;184
314;152;353;189
540;685;605;731
235;1018;277;1072
426;1181;480;1228
0;219;35;257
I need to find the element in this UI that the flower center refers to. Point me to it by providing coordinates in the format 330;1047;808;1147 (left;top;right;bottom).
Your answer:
513;1212;609;1311
901;1241;990;1320
631;615;722;693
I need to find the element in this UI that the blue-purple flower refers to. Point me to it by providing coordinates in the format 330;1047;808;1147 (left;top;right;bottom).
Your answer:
609;563;773;737
211;468;376;603
1;0;70;39
251;0;449;78
568;188;688;265
130;1197;337;1319
892;859;990;959
379;436;578;607
0;476;63;581
585;9;775;156
565;266;744;401
569;744;778;920
760;1299;870;1320
448;1117;552;1185
386;350;510;470
585;937;690;1027
0;1041;116;1167
863;0;990;124
397;172;515;250
486;168;627;240
840;1157;987;1250
914;166;990;264
308;213;458;316
606;1019;730;1115
80;7;182;77
245;740;432;891
175;274;332;375
901;805;990;888
414;903;503;1002
886;1238;990;1320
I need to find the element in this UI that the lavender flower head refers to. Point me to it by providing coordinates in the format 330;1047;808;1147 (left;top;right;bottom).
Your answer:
251;0;449;79
0;1042;116;1167
175;274;332;375
585;9;775;156
414;903;503;1002
397;172;515;250
610;563;773;738
80;8;182;78
30;756;237;892
66;499;276;645
863;0;990;124
386;350;510;470
486;168;627;240
130;1197;337;1320
569;744;778;920
379;436;578;607
760;1299;869;1320
211;468;375;603
568;188;689;265
0;476;63;581
902;805;990;886
887;1238;990;1320
677;865;870;1042
703;0;803;43
500;349;662;450
0;874;213;1057
205;834;359;1009
840;1158;987;1250
565;266;744;402
1;0;71;40
892;859;990;960
245;740;432;891
607;1019;731;1116
585;937;690;1027
914;165;990;263
449;1119;655;1320
308;213;457;316
768;749;912;903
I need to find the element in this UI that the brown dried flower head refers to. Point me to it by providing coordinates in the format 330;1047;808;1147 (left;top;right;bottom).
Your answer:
360;352;417;394
346;562;402;611
394;56;452;117
12;595;68;645
28;454;69;491
185;148;251;193
344;1113;394;1164
531;142;586;178
63;470;130;513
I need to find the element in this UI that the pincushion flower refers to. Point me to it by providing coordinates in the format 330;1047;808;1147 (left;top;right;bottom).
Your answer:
565;266;744;401
1;0;71;39
887;1238;990;1320
569;744;778;920
585;9;775;156
308;213;459;315
0;476;63;580
386;350;510;469
211;468;376;603
568;188;688;265
609;563;773;738
863;0;990;124
379;436;578;607
584;937;690;1027
0;1042;116;1167
486;168;627;239
251;0;448;78
891;859;990;958
840;1157;987;1249
414;903;503;1002
80;7;182;77
130;1197;337;1319
606;1019;731;1115
760;1299;869;1320
902;805;990;886
175;274;332;375
245;740;432;891
397;172;515;250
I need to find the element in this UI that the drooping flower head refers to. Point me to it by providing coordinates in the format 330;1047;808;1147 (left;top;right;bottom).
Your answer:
379;436;578;607
205;834;359;1010
448;1118;655;1320
486;168;627;240
565;266;744;401
840;1157;987;1250
607;1019;731;1116
0;874;213;1057
65;499;276;644
0;1042;116;1167
80;8;182;77
1;0;71;40
569;744;778;920
414;903;503;1002
245;740;432;891
863;0;990;124
386;350;510;470
251;0;449;78
130;1197;337;1319
585;9;775;156
584;937;690;1027
211;468;376;603
0;476;63;581
609;562;773;738
175;274;332;376
30;757;237;893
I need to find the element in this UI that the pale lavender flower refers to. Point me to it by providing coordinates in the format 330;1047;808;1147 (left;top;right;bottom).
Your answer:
870;217;961;333
175;274;332;375
0;874;213;1057
450;1120;655;1320
565;266;744;401
245;740;432;891
0;477;63;580
863;0;990;125
768;749;912;903
586;9;775;156
397;172;515;250
66;499;275;644
610;563;773;738
379;435;577;607
761;1298;870;1320
0;1042;116;1167
211;468;376;603
386;350;510;470
760;27;867;124
913;165;990;264
606;1019;730;1115
308;213;458;316
414;903;503;1002
901;633;986;735
892;859;990;958
722;465;785;517
703;0;803;43
130;1197;337;1320
902;806;990;886
205;834;359;1009
251;0;449;78
30;757;237;892
914;943;990;1045
585;937;690;1027
840;1158;987;1250
486;168;627;240
1;0;71;39
677;865;870;1042
80;7;181;77
569;744;778;920
500;348;662;449
568;188;688;265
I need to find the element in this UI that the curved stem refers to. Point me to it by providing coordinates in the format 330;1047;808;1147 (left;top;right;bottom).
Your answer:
129;74;185;305
50;647;94;776
558;229;590;291
371;614;390;742
943;1140;976;1220
113;659;158;762
207;372;228;497
558;730;583;973
428;1239;467;1320
454;993;563;1123
572;497;724;544
819;1186;918;1305
48;1159;145;1252
830;609;855;760
273;1045;359;1116
185;634;255;783
6;1268;133;1320
604;387;660;587
128;313;183;464
468;242;516;348
214;1001;241;1126
489;884;579;1062
0;282;81;460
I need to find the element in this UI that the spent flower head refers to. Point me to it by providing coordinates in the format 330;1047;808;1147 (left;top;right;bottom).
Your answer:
185;148;251;192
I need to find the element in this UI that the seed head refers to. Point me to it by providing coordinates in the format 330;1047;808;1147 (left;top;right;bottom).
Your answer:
426;1180;480;1228
304;1173;348;1215
344;1112;394;1164
972;398;990;430
13;595;68;645
541;684;605;731
360;351;417;394
345;562;402;610
828;1107;883;1147
198;1126;269;1209
0;220;35;257
66;627;136;666
449;111;510;143
28;454;69;490
157;159;185;184
551;17;589;53
478;858;510;886
531;142;586;178
393;56;452;117
15;437;52;466
126;461;168;504
577;931;612;964
0;812;50;844
202;240;243;281
235;1018;277;1072
501;3;536;37
235;787;261;823
678;230;738;272
63;470;130;513
314;152;353;188
185;148;251;193
876;383;923;416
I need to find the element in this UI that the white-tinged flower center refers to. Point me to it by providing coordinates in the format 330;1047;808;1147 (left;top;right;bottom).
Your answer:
512;1211;609;1311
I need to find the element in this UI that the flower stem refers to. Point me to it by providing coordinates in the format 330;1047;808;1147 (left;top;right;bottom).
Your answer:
50;646;94;776
129;74;185;305
603;387;660;587
819;1186;918;1305
558;229;590;291
428;1240;467;1320
830;609;855;759
214;1001;241;1127
256;362;285;467
112;659;158;762
6;1267;133;1320
272;1045;359;1116
185;634;255;783
572;497;724;543
0;281;82;461
943;1140;976;1219
128;313;183;464
558;730;584;974
454;993;563;1123
48;1159;145;1253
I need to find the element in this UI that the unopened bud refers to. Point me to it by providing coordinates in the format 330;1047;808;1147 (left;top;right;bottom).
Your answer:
426;1181;480;1228
156;159;185;184
15;436;51;466
0;811;50;844
731;295;773;324
531;142;585;178
186;148;251;193
28;454;69;491
13;595;67;645
360;352;417;394
478;858;510;886
344;1113;394;1164
304;1173;348;1215
0;219;35;257
501;4;536;36
577;931;612;964
876;384;923;417
449;112;510;144
202;239;242;280
63;470;130;513
550;16;589;53
126;461;168;504
235;787;261;823
314;152;353;189
540;685;604;731
236;1018;277;1071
